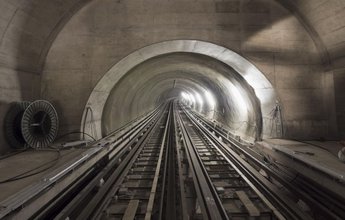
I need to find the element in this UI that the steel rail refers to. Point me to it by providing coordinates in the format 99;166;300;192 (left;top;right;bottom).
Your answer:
185;105;345;220
158;103;176;220
164;106;177;220
52;108;163;220
182;105;313;220
145;103;172;220
173;104;189;220
1;105;164;219
74;104;171;220
176;103;228;220
293;176;345;219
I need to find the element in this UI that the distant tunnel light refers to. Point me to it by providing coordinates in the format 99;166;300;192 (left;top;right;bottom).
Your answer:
180;91;195;107
181;92;188;100
180;92;189;104
195;92;203;105
188;93;196;104
194;92;204;112
204;90;216;109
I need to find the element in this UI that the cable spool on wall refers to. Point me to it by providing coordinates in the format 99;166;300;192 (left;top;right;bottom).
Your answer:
21;100;59;149
4;101;31;149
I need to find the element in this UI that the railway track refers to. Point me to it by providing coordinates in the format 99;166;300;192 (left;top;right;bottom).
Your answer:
4;101;344;220
175;103;314;220
184;105;345;220
176;108;273;219
38;103;174;220
92;103;174;219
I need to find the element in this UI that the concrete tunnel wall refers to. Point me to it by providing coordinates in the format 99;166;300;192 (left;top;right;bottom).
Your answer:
1;0;345;154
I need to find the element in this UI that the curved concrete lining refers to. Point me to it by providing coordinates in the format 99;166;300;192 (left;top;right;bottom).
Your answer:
81;40;277;140
102;75;209;135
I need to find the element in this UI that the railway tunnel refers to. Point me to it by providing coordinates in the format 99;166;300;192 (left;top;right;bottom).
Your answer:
0;0;345;219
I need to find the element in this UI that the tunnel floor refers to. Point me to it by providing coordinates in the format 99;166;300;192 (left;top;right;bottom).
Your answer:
0;102;344;219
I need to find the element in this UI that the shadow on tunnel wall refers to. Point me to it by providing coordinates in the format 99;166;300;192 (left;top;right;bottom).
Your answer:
0;101;11;154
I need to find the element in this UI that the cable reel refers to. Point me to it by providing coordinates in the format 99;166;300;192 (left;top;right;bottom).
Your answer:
4;101;31;149
4;100;59;149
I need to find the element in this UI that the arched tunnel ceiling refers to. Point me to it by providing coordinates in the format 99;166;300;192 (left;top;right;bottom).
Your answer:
86;40;274;142
103;52;262;142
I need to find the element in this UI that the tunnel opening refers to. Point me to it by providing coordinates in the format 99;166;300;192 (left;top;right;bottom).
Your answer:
82;40;278;143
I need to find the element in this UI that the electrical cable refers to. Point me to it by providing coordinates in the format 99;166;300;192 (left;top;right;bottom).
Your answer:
0;105;158;183
190;106;257;132
82;107;97;140
0;149;61;184
55;131;96;141
1;132;94;161
0;148;28;160
292;139;333;154
49;141;98;151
